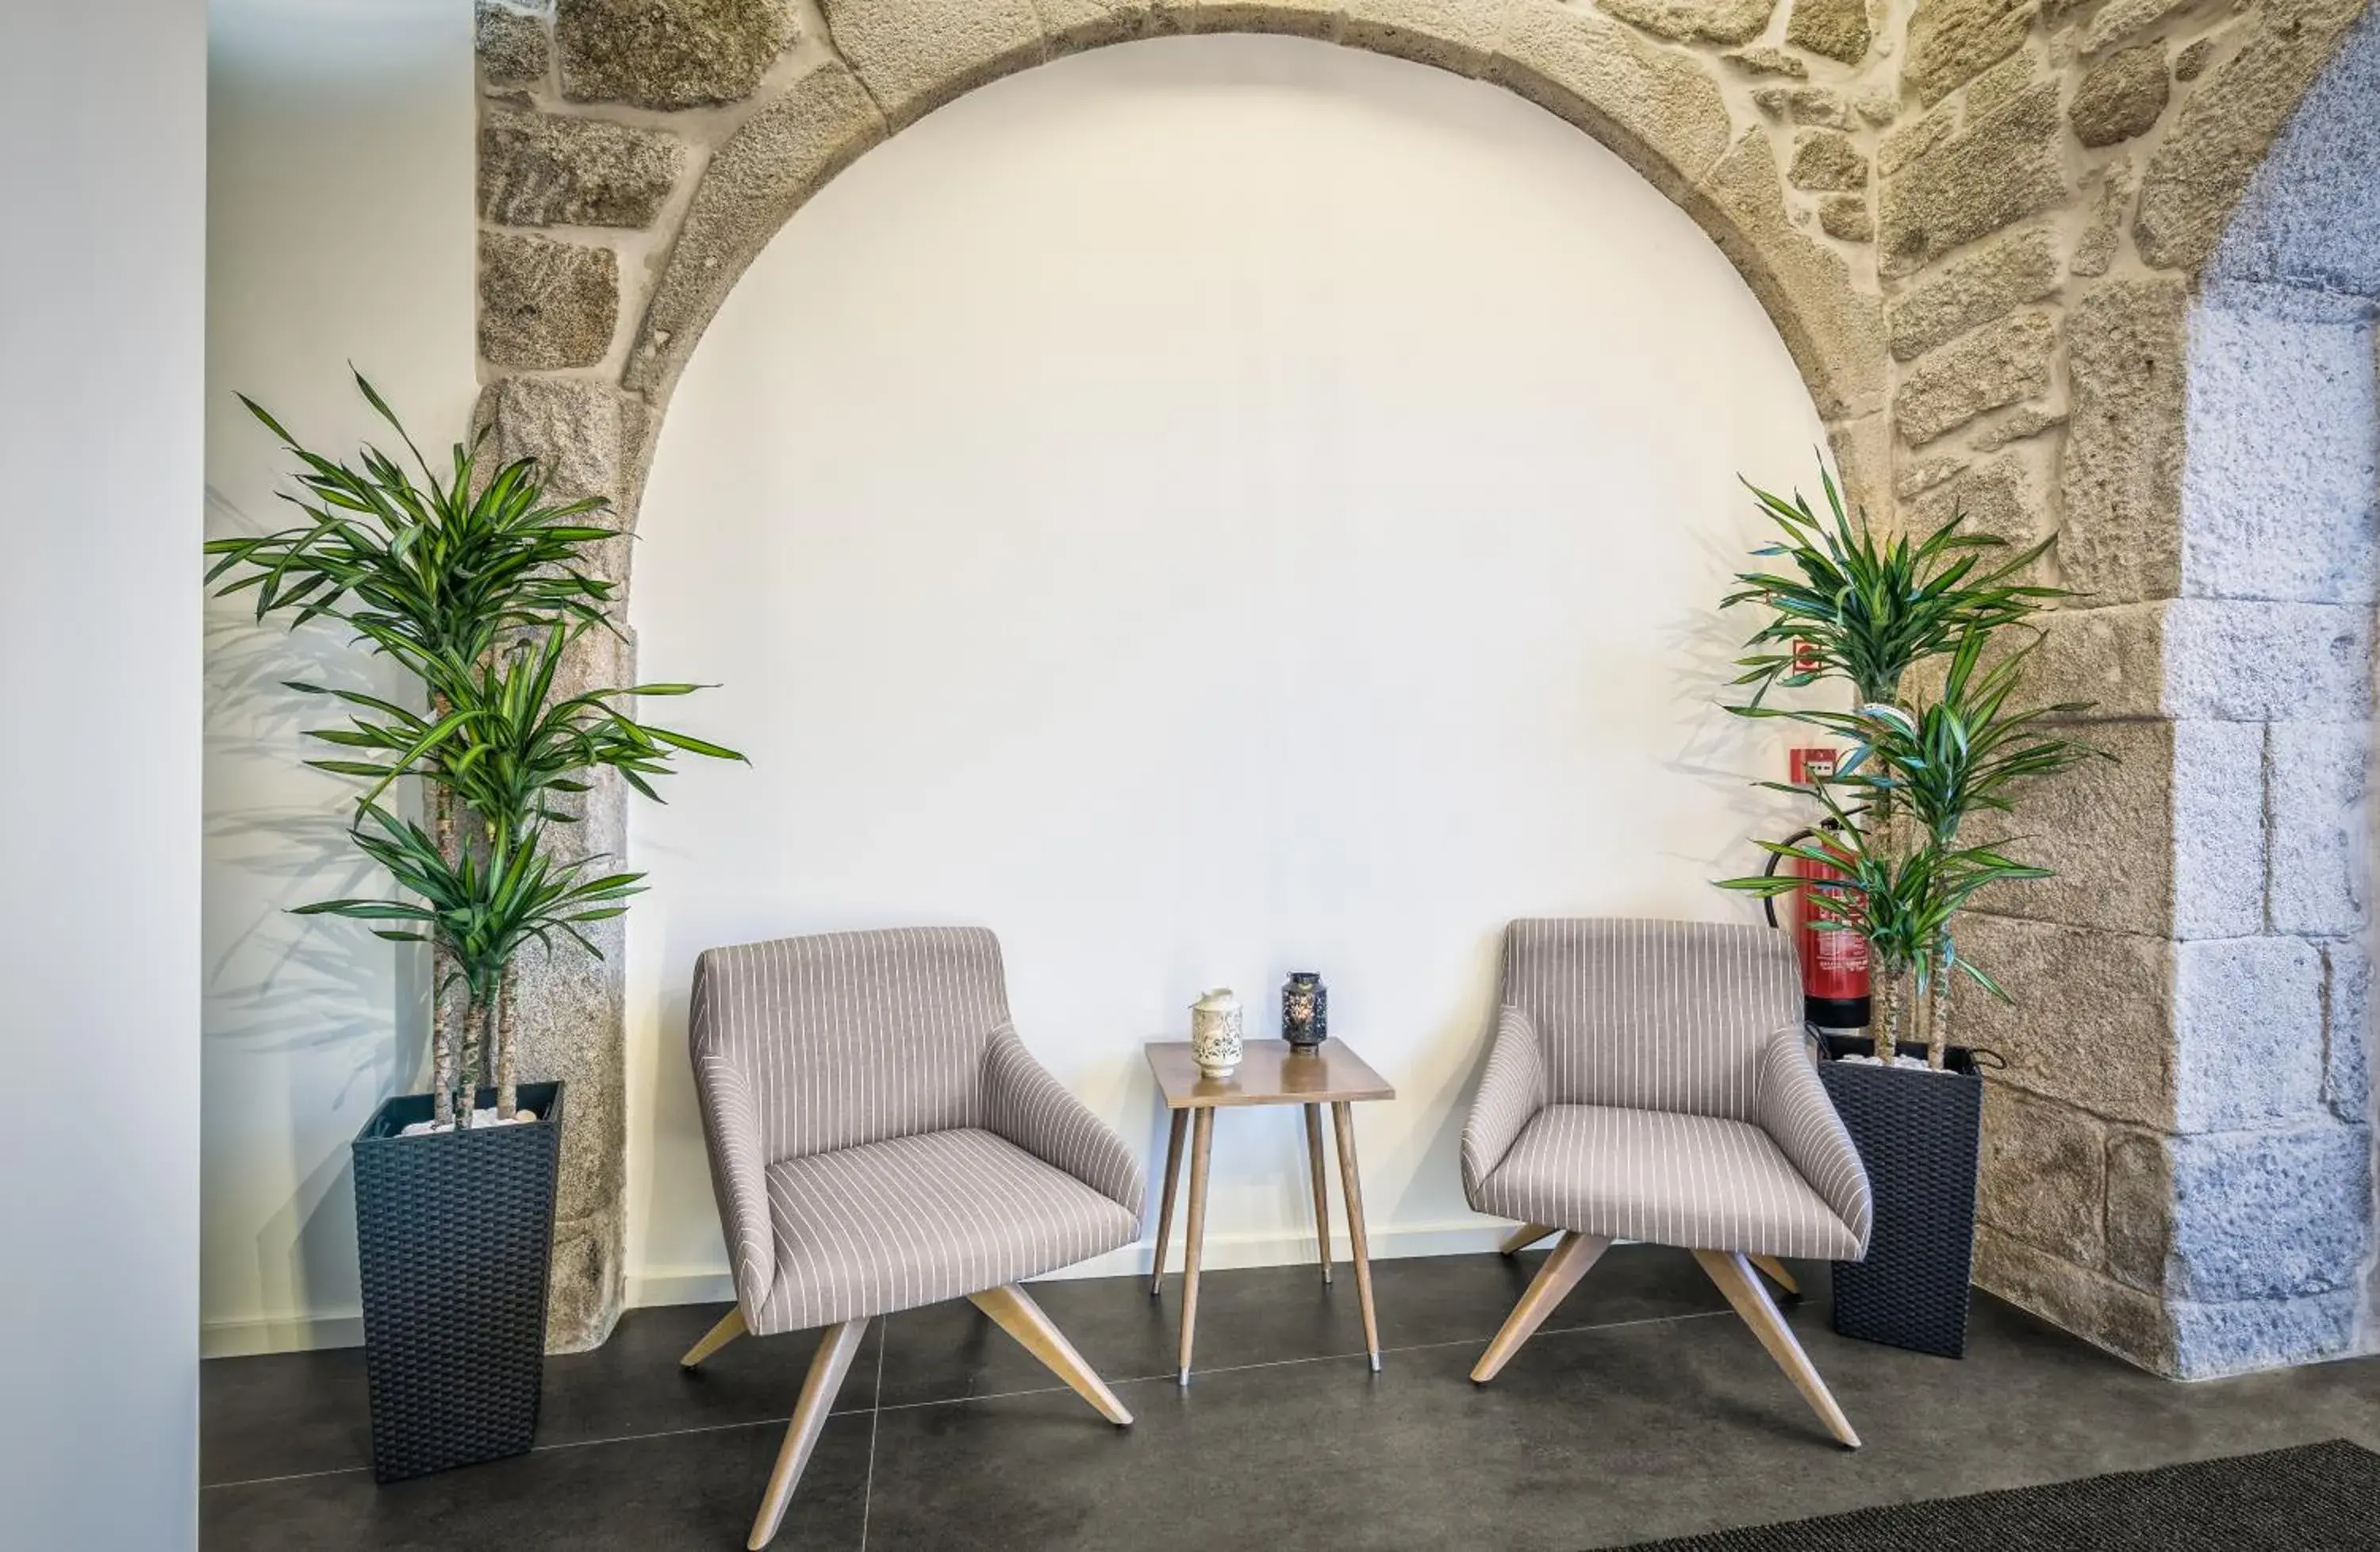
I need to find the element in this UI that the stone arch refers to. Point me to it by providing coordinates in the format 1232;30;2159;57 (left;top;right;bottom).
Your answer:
470;0;2376;1357
598;2;1890;526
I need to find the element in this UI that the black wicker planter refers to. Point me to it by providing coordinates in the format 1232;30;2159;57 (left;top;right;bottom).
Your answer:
1817;1035;1983;1359
351;1081;564;1483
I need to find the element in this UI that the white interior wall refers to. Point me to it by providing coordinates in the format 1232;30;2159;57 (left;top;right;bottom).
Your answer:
625;37;1826;1300
201;0;475;1355
2;1;207;1542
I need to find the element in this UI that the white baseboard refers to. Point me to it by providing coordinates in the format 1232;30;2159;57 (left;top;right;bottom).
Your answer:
202;1311;365;1358
207;1221;1530;1346
626;1266;738;1308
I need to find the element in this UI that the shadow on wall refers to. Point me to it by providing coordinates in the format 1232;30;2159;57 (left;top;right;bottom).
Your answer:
203;487;432;1349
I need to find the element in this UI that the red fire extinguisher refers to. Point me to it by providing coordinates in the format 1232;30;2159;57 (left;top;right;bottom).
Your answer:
1764;746;1872;1031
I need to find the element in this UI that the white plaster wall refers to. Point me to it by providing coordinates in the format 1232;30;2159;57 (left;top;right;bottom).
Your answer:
202;0;476;1354
626;37;1827;1300
2;1;205;1541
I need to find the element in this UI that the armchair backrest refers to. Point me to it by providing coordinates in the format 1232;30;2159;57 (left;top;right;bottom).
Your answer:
1499;917;1799;1121
688;925;1008;1163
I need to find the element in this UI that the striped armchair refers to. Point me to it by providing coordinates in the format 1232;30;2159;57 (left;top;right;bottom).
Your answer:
1462;918;1871;1447
680;927;1144;1548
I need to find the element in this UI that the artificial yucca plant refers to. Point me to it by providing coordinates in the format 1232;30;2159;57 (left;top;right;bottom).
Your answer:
1716;459;2102;1067
1722;463;2058;708
296;805;646;1117
1722;772;2052;1067
207;373;743;1127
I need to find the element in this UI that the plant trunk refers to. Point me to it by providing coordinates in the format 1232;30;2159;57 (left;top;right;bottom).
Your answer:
458;996;499;1128
495;962;519;1119
1927;946;1953;1070
429;752;461;1131
1879;964;1907;1062
428;970;456;1131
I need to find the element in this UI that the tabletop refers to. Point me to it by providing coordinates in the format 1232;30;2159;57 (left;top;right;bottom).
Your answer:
1144;1039;1395;1109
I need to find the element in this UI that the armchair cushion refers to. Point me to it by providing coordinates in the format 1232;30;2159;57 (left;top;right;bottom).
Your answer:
1471;1103;1865;1262
753;1128;1138;1335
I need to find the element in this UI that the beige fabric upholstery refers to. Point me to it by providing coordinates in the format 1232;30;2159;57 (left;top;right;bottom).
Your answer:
689;926;1143;1335
1472;1104;1863;1260
761;1129;1135;1332
1501;916;1801;1119
1463;918;1869;1259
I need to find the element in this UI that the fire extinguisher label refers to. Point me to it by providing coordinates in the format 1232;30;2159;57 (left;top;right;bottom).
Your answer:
1814;928;1868;974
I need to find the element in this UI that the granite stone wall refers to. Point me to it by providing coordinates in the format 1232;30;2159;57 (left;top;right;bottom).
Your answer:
1956;3;2380;1379
468;0;2376;1368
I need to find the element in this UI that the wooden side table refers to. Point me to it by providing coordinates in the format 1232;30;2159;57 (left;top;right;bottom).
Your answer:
1143;1038;1397;1386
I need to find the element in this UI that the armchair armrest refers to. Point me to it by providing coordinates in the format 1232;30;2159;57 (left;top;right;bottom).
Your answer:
1461;1004;1547;1205
690;1047;777;1313
1755;1025;1871;1250
981;1024;1146;1223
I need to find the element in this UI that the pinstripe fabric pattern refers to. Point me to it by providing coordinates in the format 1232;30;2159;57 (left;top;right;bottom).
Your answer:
758;1129;1136;1331
1500;917;1801;1120
688;927;1144;1335
692;927;1008;1162
1472;1104;1864;1259
1464;918;1870;1260
1461;1004;1547;1200
981;1024;1142;1212
689;1042;777;1311
1756;1025;1871;1244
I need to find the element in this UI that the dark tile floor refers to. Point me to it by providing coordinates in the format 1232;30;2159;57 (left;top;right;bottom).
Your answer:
203;1246;2380;1550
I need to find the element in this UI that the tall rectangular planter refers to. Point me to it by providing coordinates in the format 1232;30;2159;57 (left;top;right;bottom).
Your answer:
1817;1035;1983;1359
352;1081;564;1483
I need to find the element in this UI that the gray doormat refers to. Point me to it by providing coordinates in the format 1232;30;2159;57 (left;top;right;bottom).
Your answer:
1621;1439;2380;1550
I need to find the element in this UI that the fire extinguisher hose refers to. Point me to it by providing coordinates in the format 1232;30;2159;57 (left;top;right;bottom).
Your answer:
1756;824;1822;932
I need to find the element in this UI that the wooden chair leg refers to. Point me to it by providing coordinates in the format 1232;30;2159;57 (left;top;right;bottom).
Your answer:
1498;1223;1557;1257
969;1283;1134;1425
1471;1230;1611;1383
1693;1249;1859;1450
747;1317;869;1550
1749;1254;1800;1297
1303;1103;1334;1285
679;1305;747;1370
1149;1108;1188;1297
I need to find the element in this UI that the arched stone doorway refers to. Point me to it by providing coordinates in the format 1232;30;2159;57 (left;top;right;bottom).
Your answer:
470;0;2374;1362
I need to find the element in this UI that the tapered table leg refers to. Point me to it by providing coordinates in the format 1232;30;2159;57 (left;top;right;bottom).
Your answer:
1149;1109;1188;1297
1331;1101;1381;1373
1303;1103;1334;1285
1177;1107;1215;1386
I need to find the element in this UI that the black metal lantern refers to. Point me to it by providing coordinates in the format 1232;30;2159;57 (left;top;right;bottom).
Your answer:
1281;971;1328;1050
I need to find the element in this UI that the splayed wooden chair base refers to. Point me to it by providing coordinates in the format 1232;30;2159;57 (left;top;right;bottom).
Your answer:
1461;920;1874;1448
683;928;1145;1548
